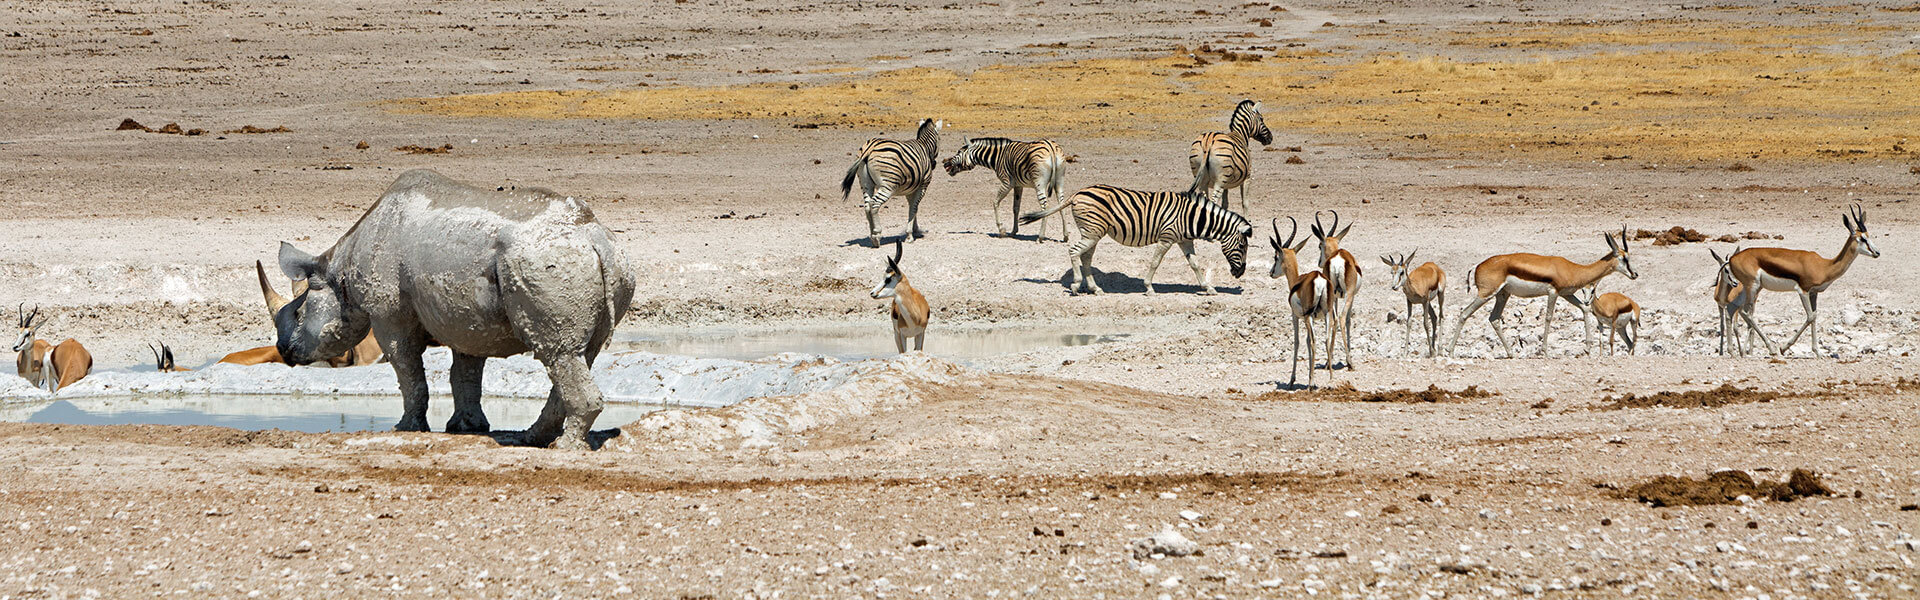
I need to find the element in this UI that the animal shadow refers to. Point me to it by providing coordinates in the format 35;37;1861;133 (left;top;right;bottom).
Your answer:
1017;268;1241;295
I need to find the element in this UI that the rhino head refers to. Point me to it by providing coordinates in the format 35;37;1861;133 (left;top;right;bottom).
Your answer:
275;242;371;366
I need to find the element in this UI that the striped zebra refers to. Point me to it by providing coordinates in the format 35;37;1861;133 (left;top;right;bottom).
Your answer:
842;118;943;248
942;137;1067;241
1188;99;1273;214
1017;161;1253;295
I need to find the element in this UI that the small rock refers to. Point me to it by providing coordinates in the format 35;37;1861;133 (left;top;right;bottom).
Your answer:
1159;575;1182;588
1158;492;1178;500
1179;510;1203;521
1343;510;1361;518
334;563;353;575
1131;525;1199;559
1520;583;1542;595
1715;541;1734;553
1477;509;1496;520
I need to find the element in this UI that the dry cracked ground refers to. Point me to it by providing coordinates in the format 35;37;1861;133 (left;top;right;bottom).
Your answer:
2;0;1919;598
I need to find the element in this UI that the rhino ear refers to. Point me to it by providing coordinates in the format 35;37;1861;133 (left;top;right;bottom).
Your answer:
279;242;326;282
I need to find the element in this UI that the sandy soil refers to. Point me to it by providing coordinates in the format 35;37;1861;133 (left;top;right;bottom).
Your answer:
2;0;1918;597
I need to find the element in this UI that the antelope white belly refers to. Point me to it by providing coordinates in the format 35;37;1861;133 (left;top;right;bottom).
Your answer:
1755;271;1800;292
1501;277;1555;298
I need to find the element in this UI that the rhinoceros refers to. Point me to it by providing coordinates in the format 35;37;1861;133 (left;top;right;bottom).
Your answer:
274;169;636;449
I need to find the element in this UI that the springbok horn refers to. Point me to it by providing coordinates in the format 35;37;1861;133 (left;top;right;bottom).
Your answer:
1312;211;1326;237
1329;210;1341;235
892;240;904;264
15;302;21;327
1286;215;1300;247
258;260;291;315
149;343;162;368
1270;219;1283;250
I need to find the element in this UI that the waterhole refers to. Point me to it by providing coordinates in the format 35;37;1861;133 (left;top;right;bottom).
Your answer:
0;395;662;434
608;324;1134;362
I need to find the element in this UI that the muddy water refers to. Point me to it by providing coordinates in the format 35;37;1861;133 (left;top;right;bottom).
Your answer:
0;395;663;433
609;324;1134;362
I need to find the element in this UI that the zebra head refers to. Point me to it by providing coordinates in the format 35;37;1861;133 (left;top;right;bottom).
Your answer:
942;138;980;176
1233;100;1272;146
1220;214;1253;279
915;118;944;156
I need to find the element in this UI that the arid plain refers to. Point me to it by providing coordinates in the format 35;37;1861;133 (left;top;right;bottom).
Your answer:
1;0;1917;598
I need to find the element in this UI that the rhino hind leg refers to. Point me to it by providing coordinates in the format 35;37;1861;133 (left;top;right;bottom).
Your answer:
446;351;491;434
497;234;615;449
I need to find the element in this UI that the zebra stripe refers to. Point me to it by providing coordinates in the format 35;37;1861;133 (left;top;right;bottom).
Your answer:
842;118;942;248
942;137;1067;240
1018;162;1253;295
1187;99;1273;213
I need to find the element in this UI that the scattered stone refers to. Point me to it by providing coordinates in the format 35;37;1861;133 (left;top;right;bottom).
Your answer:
1131;526;1199;559
1179;510;1203;521
224;125;291;134
394;143;454;154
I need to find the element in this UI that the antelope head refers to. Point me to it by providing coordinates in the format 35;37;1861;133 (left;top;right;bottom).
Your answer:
870;241;908;300
274;242;371;366
13;304;42;353
1381;251;1417;292
1310;210;1354;261
1269;217;1311;279
1709;247;1737;290
149;342;179;372
1605;225;1638;280
1842;203;1879;259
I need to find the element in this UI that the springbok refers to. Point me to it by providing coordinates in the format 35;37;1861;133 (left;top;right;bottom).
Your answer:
1447;226;1637;358
150;343;193;372
257;260;382;367
13;304;50;386
1270;217;1332;388
870;241;931;353
1577;287;1642;356
14;305;89;391
1381;251;1445;357
1709;247;1754;356
1310;211;1360;370
1727;204;1880;357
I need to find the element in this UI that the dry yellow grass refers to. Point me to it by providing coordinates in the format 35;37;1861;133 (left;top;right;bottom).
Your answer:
389;21;1919;162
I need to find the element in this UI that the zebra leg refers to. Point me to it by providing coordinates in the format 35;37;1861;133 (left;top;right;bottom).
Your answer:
1070;238;1103;295
905;188;927;241
863;191;890;248
1176;240;1212;295
1238;183;1249;215
1009;187;1023;237
1143;241;1175;296
992;186;1013;235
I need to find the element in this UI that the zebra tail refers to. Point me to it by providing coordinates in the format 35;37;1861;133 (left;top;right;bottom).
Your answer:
841;155;868;201
1188;155;1220;197
1018;192;1073;226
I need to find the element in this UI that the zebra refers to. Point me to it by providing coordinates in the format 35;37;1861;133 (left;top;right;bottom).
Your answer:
842;118;943;248
1188;99;1273;214
1017;161;1253;295
942;137;1067;241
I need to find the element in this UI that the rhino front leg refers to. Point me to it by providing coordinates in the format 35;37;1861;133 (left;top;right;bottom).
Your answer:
386;337;431;432
446;351;491;434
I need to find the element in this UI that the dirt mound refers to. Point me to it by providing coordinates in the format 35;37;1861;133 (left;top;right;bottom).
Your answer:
1255;384;1495;403
395;143;453;154
1634;226;1709;246
1598;384;1817;409
223;125;291;134
113;118;206;136
1623;469;1833;507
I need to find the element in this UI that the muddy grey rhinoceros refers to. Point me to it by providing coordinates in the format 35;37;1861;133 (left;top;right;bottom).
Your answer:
274;169;636;449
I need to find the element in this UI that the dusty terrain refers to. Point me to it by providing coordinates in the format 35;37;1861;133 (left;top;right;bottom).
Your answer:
2;0;1918;597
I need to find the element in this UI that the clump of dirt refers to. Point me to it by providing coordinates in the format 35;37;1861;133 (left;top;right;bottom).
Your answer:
1622;469;1833;507
1284;155;1306;164
114;118;206;136
1597;384;1820;410
224;125;291;134
802;276;864;292
1634;226;1709;246
1255;384;1495;403
395;143;453;154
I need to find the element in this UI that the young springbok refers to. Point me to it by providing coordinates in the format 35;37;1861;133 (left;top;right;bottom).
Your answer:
1726;204;1880;357
1578;287;1642;355
150;343;193;372
1709;247;1754;356
1310;211;1360;370
1381;251;1446;357
870;241;931;353
1270;217;1332;388
14;304;50;385
1447;226;1637;358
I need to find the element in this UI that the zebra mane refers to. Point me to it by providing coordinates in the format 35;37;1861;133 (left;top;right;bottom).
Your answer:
965;137;1019;145
1229;100;1262;137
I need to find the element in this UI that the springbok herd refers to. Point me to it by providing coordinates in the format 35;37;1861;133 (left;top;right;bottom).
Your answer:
3;100;1885;445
